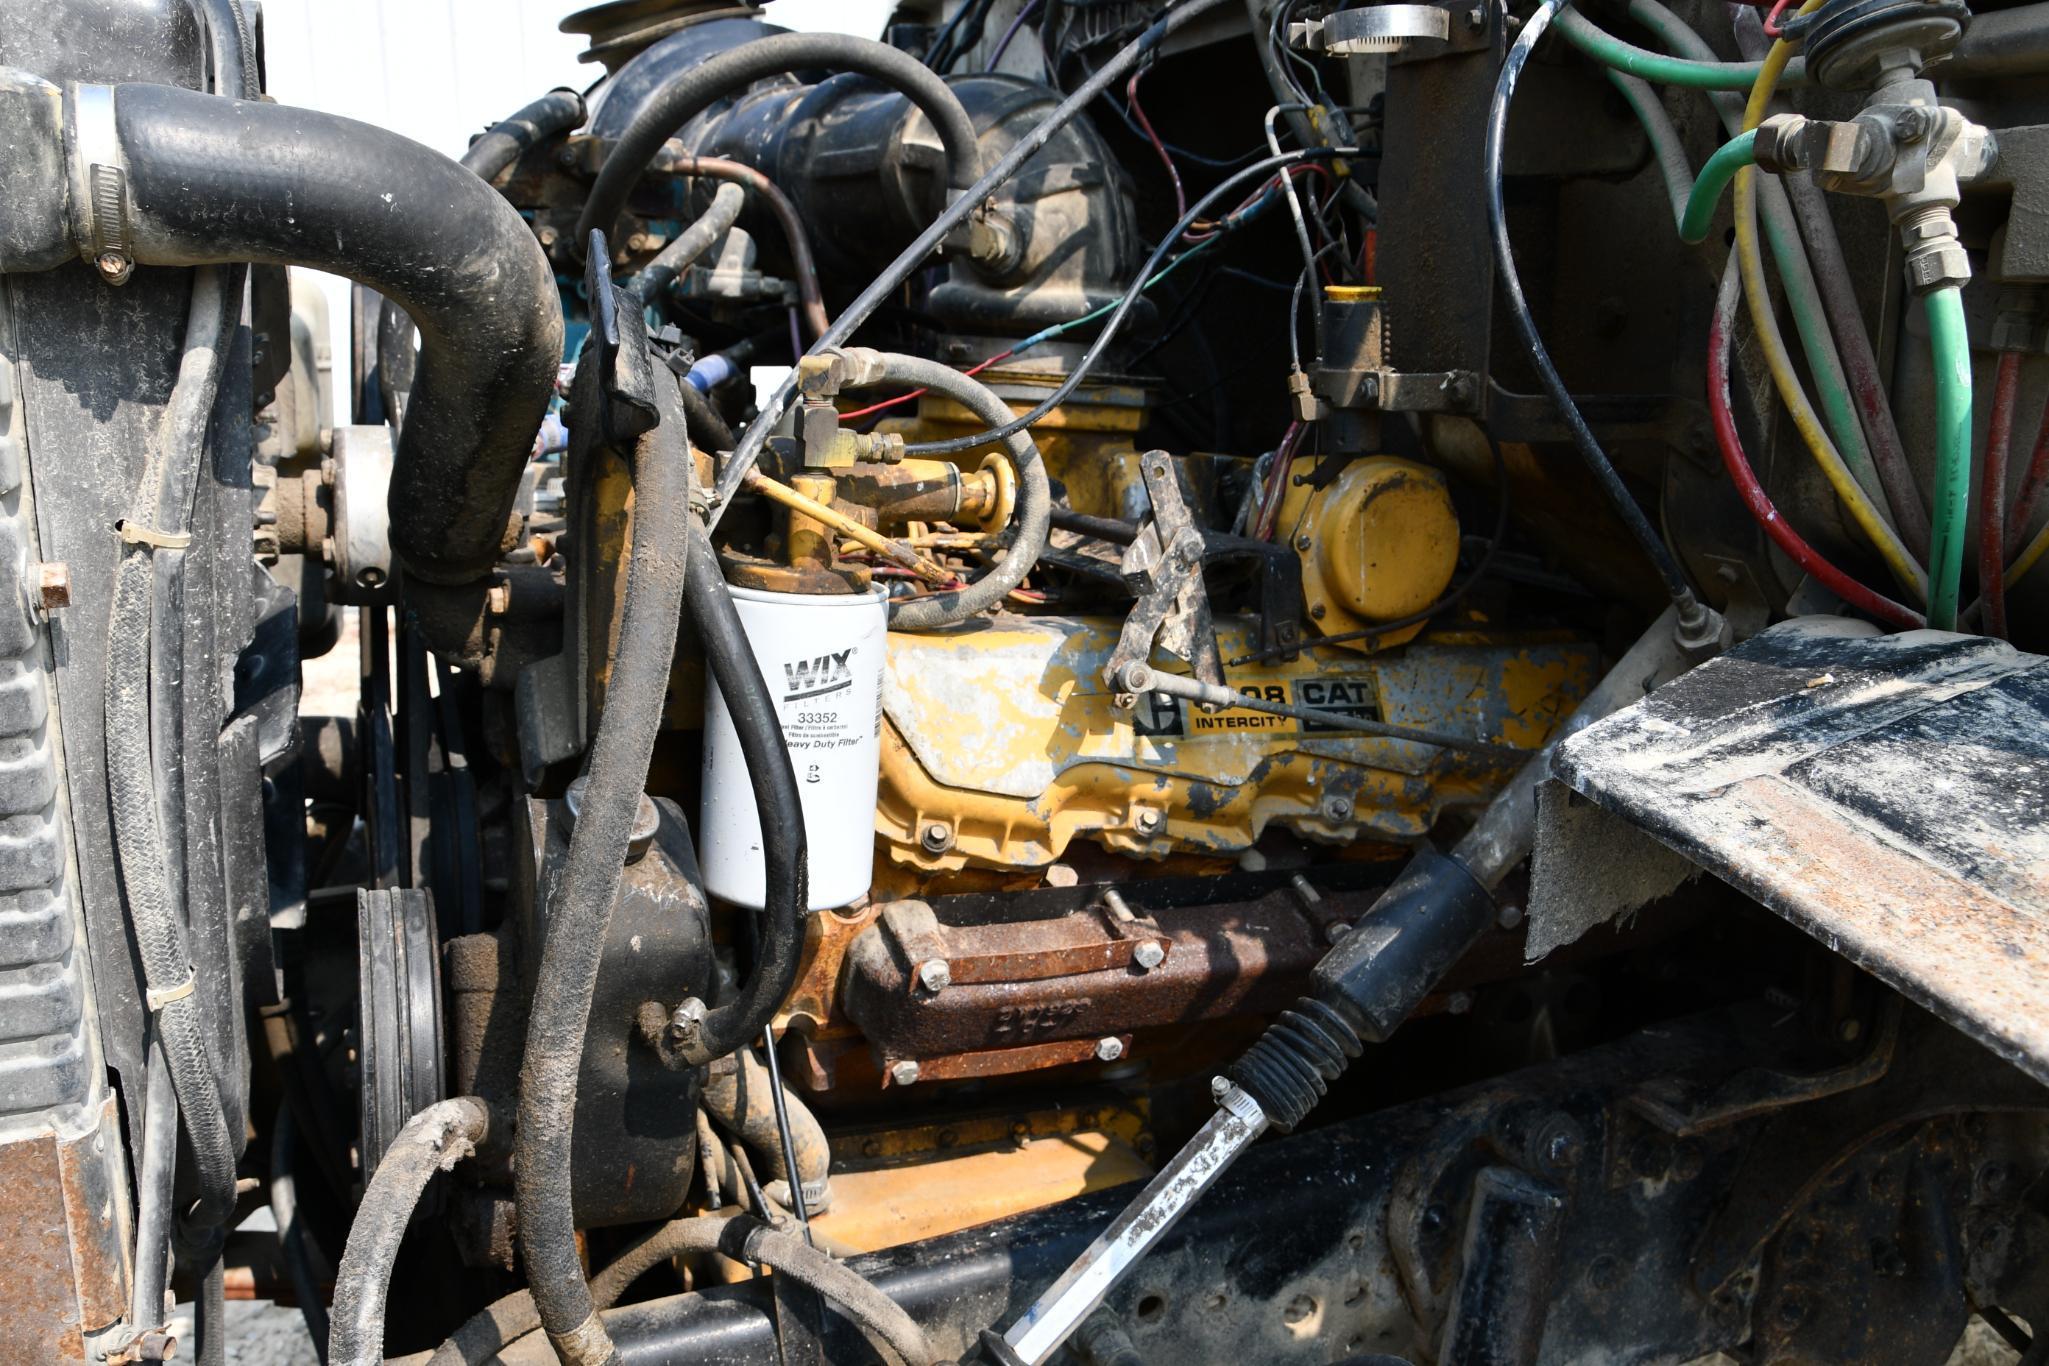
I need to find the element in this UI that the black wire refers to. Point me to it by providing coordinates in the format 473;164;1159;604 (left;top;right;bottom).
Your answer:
903;146;1348;457
1484;0;1704;622
1228;430;1513;664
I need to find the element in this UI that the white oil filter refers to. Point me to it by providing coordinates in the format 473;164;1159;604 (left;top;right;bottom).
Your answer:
700;582;886;911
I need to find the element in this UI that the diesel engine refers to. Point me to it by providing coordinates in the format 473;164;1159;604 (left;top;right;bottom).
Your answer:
1;0;2048;1362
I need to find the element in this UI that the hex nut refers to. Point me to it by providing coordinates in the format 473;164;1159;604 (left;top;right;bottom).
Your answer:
32;562;69;614
1133;940;1167;971
1094;1036;1125;1062
667;998;707;1040
888;1060;920;1087
917;959;952;993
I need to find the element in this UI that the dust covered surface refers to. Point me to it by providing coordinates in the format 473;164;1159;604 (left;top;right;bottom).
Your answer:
1550;625;2049;1084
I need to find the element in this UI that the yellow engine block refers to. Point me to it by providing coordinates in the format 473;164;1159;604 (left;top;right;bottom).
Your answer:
875;615;1595;872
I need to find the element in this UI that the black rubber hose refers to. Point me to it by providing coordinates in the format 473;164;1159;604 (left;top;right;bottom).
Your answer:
329;1098;489;1366
106;268;239;1237
678;380;737;453
676;520;808;1068
104;82;564;586
195;1258;227;1366
194;0;256;98
515;373;695;1366
127;1037;177;1335
377;87;586;424
271;1103;332;1363
1482;3;1708;631
574;31;982;254
706;0;1236;519
632;179;746;303
843;352;1048;629
431;1216;936;1366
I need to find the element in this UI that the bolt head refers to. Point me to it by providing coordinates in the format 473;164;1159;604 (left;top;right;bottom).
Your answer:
1323;795;1354;822
1134;810;1162;834
32;563;69;613
917;959;952;993
888;1060;920;1087
1133;940;1166;970
95;251;133;285
1466;4;1485;27
1325;921;1352;945
1211;1075;1232;1100
1294;533;1313;552
919;821;954;853
1094;1036;1125;1062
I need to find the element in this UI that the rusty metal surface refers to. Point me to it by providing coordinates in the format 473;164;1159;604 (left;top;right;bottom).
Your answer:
886;1035;1133;1084
840;881;1348;1061
878;898;1171;988
0;1097;132;1360
1552;623;2049;1086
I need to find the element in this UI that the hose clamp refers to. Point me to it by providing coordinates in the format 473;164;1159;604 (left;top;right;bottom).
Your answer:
70;84;133;285
144;970;196;1012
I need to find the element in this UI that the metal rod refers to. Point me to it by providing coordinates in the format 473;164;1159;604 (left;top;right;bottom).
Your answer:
742;471;952;585
1002;1082;1268;1364
1116;662;1529;761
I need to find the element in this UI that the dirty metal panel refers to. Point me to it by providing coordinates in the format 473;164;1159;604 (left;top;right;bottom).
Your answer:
1549;622;2049;1085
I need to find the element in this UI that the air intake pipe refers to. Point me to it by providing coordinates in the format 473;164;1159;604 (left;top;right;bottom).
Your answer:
0;73;562;588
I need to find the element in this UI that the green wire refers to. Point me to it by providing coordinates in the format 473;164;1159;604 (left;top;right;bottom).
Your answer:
1553;6;1807;90
1924;285;1973;629
1679;129;1756;244
1015;234;1221;353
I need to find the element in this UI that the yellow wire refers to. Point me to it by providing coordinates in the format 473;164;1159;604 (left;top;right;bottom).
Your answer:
2010;520;2049;588
1734;5;1930;603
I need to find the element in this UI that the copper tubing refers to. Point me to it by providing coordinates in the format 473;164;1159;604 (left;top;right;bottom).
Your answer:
742;471;952;584
659;152;830;339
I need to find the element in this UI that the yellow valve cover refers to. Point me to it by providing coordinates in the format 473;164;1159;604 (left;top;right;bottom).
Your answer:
875;615;1596;871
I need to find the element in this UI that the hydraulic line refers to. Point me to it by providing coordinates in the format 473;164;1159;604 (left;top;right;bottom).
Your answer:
106;268;239;1239
708;0;1239;524
1723;5;1934;553
1981;351;2022;637
1731;18;1929;603
1678;129;1756;243
844;352;1050;628
2010;418;2049;556
516;372;694;1366
1552;5;1808;89
576;32;982;255
664;156;831;339
1584;1;1892;531
1709;259;1923;627
1605;70;1695;223
1486;1;1714;634
127;1038;177;1343
430;1216;936;1366
1925;284;1975;629
674;519;808;1065
330;1098;490;1366
899;147;1348;458
632;180;746;303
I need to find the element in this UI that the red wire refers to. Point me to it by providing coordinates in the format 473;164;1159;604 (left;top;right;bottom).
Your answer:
1126;67;1192;241
2006;401;2049;559
1981;351;2022;638
1708;265;1923;630
838;349;1014;422
1761;0;1795;37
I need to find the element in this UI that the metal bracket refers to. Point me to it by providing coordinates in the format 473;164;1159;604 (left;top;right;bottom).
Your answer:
1103;452;1224;705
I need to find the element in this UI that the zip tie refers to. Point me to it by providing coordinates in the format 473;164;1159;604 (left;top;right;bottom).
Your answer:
115;519;192;550
145;970;196;1011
